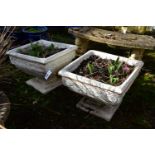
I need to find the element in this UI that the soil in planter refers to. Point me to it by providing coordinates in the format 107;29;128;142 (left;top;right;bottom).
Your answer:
73;55;134;86
19;43;66;58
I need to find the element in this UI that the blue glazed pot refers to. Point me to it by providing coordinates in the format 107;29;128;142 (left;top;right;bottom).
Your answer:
22;26;48;41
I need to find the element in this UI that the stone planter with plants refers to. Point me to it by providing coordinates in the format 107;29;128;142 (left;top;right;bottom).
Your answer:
7;39;77;94
59;50;144;121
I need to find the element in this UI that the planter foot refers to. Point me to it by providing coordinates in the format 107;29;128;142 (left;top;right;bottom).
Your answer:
76;97;120;121
26;77;62;94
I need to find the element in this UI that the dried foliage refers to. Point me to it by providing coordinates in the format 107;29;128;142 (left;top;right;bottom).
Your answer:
0;27;15;128
0;26;16;64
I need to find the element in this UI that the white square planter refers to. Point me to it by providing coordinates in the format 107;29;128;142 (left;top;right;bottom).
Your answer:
7;40;77;94
59;50;144;121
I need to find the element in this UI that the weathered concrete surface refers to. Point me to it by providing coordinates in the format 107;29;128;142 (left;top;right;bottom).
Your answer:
7;40;77;78
26;77;62;94
59;50;144;106
7;40;77;94
76;97;120;121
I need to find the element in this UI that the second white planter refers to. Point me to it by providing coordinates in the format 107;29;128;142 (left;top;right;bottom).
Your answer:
7;40;77;94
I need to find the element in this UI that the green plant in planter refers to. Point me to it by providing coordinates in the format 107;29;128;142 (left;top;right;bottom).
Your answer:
109;75;119;85
108;57;123;85
46;43;55;52
29;43;44;57
18;42;65;58
87;63;94;74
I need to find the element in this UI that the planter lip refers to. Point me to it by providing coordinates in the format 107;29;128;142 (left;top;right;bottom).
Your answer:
59;50;144;94
7;39;77;64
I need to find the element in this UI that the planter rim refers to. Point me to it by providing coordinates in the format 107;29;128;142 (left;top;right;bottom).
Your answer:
7;39;77;64
59;50;144;94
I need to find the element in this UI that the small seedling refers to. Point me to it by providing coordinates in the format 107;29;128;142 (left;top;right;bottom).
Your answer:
108;57;123;84
87;63;94;74
109;75;119;85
